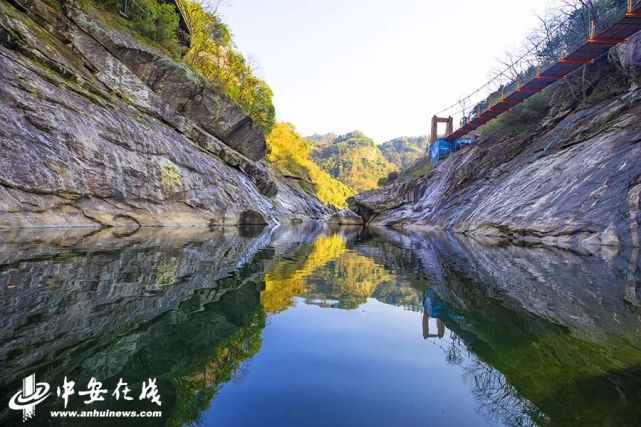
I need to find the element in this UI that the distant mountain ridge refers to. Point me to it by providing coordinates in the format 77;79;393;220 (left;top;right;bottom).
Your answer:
379;136;429;171
308;131;397;193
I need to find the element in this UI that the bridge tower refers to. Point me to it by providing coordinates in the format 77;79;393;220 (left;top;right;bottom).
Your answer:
429;115;474;167
430;115;453;143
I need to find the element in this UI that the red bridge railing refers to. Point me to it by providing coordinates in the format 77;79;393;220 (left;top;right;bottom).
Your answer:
443;0;641;142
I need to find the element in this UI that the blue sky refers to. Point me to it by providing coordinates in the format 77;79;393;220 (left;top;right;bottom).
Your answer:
217;0;553;142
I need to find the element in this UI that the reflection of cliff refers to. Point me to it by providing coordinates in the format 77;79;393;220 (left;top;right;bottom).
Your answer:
362;228;641;427
78;276;267;427
0;228;273;384
155;285;267;427
5;226;639;426
171;310;264;425
0;227;309;426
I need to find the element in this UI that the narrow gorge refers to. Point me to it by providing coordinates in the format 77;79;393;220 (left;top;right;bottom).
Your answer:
2;1;641;425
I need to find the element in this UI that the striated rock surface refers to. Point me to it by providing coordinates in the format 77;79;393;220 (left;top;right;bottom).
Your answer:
328;208;363;225
350;35;641;248
0;0;331;228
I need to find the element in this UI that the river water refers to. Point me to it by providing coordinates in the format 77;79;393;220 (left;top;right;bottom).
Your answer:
1;225;640;426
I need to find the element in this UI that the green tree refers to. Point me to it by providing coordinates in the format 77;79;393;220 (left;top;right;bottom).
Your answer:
184;1;275;133
102;0;182;56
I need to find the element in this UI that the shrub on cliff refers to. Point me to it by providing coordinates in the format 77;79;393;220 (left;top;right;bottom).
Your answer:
479;91;551;139
94;0;275;133
101;0;182;56
184;2;276;134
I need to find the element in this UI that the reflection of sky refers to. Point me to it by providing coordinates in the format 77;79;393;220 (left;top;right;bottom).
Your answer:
3;227;638;426
204;298;496;427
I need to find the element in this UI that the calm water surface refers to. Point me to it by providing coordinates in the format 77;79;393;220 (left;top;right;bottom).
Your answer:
1;225;640;426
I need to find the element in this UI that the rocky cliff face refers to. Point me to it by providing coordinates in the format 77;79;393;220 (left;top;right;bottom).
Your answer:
350;34;641;248
0;0;331;228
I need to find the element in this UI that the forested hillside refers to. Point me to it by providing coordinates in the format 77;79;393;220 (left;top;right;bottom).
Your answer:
379;136;429;170
267;124;355;208
308;132;397;192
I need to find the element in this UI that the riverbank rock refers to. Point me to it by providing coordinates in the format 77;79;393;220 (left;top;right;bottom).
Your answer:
0;0;331;227
350;35;641;248
329;208;363;225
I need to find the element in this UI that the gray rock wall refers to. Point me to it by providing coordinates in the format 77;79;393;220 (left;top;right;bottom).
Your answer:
350;35;641;248
0;0;330;228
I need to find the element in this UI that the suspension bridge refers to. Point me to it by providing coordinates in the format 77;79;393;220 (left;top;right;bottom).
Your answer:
430;0;641;166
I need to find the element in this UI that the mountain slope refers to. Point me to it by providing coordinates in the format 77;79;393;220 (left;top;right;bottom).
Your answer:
267;124;355;208
308;131;397;193
379;136;429;170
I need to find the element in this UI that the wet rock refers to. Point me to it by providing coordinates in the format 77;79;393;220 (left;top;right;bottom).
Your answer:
329;208;364;225
238;210;267;225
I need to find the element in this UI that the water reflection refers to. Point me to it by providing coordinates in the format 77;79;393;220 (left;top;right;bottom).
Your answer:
362;228;641;427
0;226;640;426
0;227;278;426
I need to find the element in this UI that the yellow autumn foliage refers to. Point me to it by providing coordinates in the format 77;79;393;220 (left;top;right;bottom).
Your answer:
267;123;355;208
261;234;397;313
311;252;393;298
184;1;275;132
261;234;347;313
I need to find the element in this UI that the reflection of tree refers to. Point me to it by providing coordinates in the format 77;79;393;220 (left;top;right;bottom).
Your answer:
420;287;546;426
305;252;395;309
261;235;346;313
464;357;547;427
373;279;423;311
423;275;641;427
437;331;547;427
169;308;265;427
444;333;464;365
261;232;423;312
